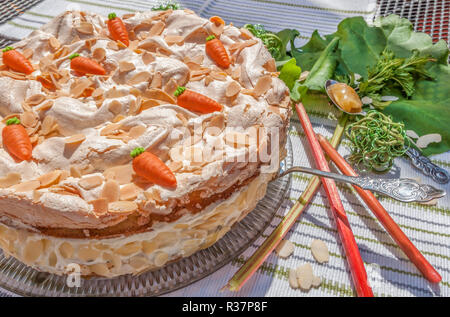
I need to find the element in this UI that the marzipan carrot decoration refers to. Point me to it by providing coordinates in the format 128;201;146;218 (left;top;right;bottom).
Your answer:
205;35;230;69
107;13;129;47
2;46;33;74
174;86;223;114
69;53;106;76
2;117;32;161
131;147;177;188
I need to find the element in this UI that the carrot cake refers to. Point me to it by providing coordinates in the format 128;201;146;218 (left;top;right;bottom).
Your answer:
0;9;291;277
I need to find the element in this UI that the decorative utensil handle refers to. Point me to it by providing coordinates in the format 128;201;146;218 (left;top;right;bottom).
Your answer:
279;166;445;203
354;177;445;203
405;148;450;184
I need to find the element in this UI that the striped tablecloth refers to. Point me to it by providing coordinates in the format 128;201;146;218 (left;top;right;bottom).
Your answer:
0;0;449;297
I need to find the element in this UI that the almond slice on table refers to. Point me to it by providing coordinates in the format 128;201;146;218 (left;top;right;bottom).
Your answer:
310;239;329;263
289;268;299;289
274;239;295;259
65;134;86;145
0;173;21;188
312;275;322;288
296;263;314;291
78;175;103;190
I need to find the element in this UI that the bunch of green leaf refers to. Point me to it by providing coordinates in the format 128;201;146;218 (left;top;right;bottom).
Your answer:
357;49;435;109
151;1;180;11
270;15;449;156
346;110;410;172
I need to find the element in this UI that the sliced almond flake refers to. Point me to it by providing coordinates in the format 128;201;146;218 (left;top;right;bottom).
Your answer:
164;35;184;46
211;23;224;36
253;75;272;97
0;71;26;80
275;239;295;258
104;87;126;99
191;68;211;77
76;22;94;35
118;60;136;73
312;275;322;288
107;41;119;51
78;175;103;190
92;47;106;62
128;71;151;85
120;183;141;201
239;28;253;39
108;100;122;115
106;133;131;143
289;268;299;289
148;21;165;37
140;99;162;111
310;239;329;263
22;103;33;113
70;79;92;98
101;179;120;203
231;66;241;80
91;87;104;98
32;190;43;202
296;263;314;291
190;75;205;82
89;198;108;216
53;46;70;60
263;58;276;72
64;134;86;144
142;52;155;65
229;39;258;54
112;114;126;123
84;38;97;51
20;112;39;128
128;98;140;116
176;113;188;126
12;180;41;192
163;78;178;95
103;164;133;185
129;125;147;139
184;26;209;43
40;115;57;136
70;165;82;178
0;173;21;188
143;88;175;104
204;75;213;86
205;116;225;137
22;48;33;59
416;133;442;149
108;201;137;214
225;81;241;97
37;170;62;188
150;71;162;88
100;122;122;136
210;71;227;81
48;37;61;51
117;40;127;49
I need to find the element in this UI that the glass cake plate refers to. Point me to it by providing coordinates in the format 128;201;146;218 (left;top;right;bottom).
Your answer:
0;137;292;297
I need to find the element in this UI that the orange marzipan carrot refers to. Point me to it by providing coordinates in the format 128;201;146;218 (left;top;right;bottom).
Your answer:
205;35;230;69
107;12;129;47
69;53;106;75
174;86;223;113
130;147;177;188
2;117;32;161
2;46;34;75
317;134;442;284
